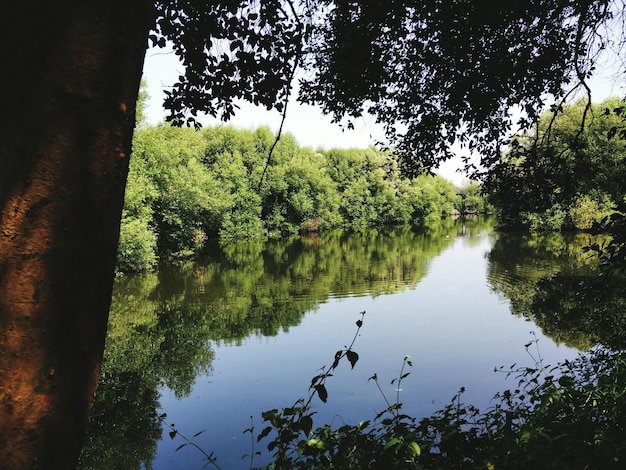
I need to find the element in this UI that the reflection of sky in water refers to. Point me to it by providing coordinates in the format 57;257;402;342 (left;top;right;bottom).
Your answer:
153;229;579;470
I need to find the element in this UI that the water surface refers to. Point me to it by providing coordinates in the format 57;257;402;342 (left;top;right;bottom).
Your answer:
80;218;615;469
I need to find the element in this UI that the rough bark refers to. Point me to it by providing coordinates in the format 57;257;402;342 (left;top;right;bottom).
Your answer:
0;2;153;468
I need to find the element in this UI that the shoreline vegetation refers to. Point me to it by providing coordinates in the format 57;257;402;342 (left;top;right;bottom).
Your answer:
120;95;626;274
155;304;626;469
486;97;626;233
117;123;490;273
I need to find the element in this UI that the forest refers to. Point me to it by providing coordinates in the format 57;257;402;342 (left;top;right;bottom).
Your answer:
117;120;486;272
118;95;626;273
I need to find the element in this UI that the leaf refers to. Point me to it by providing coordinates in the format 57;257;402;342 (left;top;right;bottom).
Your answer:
193;430;205;438
299;415;313;436
262;409;278;420
229;39;243;51
331;350;342;369
408;441;421;457
310;374;323;388
384;437;401;450
315;384;328;403
169;430;177;440
257;426;273;442
307;438;324;449
346;350;359;369
175;443;187;452
608;126;617;140
356;319;363;328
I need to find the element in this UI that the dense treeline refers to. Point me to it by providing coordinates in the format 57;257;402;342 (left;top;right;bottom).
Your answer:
486;97;626;231
118;125;466;272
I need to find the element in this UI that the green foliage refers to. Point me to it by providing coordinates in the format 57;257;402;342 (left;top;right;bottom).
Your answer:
456;181;492;215
487;97;626;231
135;79;149;128
251;327;626;470
521;204;568;232
116;215;158;273
118;125;461;272
255;351;422;470
570;195;602;230
588;204;626;275
408;175;459;223
155;311;626;470
116;139;159;272
412;346;626;469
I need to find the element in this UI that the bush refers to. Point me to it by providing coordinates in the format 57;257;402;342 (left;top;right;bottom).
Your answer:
116;215;158;273
569;195;601;230
522;204;567;231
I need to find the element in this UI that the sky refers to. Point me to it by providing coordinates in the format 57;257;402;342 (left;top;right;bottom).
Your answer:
141;45;624;187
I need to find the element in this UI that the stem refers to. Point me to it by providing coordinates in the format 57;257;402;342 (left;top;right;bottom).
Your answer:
396;357;408;406
247;416;255;470
373;377;393;410
159;417;222;470
301;311;365;412
257;53;301;191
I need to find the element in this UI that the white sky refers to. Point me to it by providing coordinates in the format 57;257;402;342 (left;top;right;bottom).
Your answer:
141;46;624;186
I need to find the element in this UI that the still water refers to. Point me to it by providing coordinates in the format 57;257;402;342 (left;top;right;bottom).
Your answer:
79;218;611;469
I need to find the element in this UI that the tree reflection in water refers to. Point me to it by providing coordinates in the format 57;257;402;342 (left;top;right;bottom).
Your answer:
78;218;626;469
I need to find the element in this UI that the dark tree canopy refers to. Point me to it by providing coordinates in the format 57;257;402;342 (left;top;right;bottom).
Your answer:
152;0;305;124
150;0;620;177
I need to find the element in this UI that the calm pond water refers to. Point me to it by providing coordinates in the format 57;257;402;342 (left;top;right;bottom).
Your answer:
79;217;616;469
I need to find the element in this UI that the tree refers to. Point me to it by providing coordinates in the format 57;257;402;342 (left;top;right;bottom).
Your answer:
1;2;154;468
486;97;626;230
297;0;616;174
0;1;619;468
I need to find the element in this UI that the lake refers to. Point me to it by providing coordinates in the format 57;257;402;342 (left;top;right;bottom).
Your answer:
79;217;614;469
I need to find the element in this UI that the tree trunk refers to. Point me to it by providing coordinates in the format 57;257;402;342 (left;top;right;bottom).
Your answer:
0;2;153;468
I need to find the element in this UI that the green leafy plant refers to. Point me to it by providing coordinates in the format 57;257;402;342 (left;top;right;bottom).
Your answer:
254;311;366;468
159;415;222;470
252;314;423;469
159;314;626;470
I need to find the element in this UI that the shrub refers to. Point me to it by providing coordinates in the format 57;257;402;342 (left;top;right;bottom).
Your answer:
570;195;601;230
116;215;158;273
